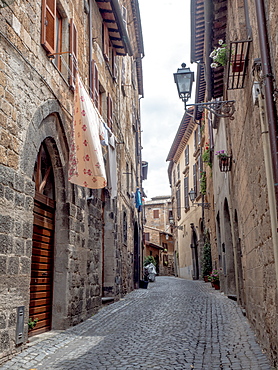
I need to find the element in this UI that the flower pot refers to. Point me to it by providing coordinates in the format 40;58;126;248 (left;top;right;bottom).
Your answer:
232;55;244;73
204;276;209;283
213;281;220;290
139;280;148;289
218;156;232;172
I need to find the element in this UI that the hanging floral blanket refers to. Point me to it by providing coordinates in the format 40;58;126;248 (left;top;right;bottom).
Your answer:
68;74;107;189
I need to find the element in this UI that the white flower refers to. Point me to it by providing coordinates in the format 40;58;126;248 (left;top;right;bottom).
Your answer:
210;62;218;68
218;39;224;45
209;50;217;58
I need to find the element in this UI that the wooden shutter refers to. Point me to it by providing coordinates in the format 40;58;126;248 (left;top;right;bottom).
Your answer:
107;94;113;129
153;210;159;219
91;60;99;108
176;188;181;219
185;145;189;165
69;19;78;89
184;176;189;209
41;0;56;54
193;164;197;198
103;23;110;61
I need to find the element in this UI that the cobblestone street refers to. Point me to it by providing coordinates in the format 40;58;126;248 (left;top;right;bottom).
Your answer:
0;277;272;370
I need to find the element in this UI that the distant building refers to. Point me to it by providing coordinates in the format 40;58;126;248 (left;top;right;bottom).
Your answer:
143;196;174;276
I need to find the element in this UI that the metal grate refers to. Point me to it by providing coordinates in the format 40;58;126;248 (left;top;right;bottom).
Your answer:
227;40;252;90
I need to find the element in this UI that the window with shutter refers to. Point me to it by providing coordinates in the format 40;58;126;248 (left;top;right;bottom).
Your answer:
144;233;150;242
184;176;189;209
153;210;159;219
107;94;113;129
193;164;197;198
103;23;110;61
176;187;181;219
69;19;78;89
41;0;56;54
54;10;62;71
185;145;189;165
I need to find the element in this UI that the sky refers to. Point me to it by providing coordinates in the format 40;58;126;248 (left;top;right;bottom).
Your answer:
138;0;192;200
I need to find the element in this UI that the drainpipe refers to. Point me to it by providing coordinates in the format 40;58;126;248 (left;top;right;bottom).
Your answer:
254;0;278;288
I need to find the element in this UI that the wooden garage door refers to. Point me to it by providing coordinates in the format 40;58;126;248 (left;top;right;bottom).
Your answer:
29;191;55;337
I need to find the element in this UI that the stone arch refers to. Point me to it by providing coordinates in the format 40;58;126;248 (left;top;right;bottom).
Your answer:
234;209;245;307
190;223;199;280
21;99;71;330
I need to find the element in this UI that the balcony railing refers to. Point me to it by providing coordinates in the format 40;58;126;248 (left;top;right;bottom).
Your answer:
227;40;252;90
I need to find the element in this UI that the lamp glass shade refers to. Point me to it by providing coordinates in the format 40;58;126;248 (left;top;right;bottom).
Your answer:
174;67;194;100
188;188;196;202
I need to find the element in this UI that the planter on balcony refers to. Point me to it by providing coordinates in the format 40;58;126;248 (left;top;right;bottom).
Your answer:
219;156;232;172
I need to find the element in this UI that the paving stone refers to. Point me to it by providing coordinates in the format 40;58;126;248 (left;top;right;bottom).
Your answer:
0;277;272;369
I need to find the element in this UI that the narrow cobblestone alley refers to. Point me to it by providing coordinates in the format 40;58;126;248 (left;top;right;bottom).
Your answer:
0;277;272;370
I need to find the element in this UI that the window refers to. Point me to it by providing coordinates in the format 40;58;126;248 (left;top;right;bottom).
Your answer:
107;94;113;129
144;232;150;241
41;0;77;88
184;176;189;209
185;145;189;166
91;60;99;108
153;210;159;218
69;19;78;89
193;164;197;199
123;211;127;243
102;23;110;61
54;9;62;70
41;0;56;55
168;210;173;221
176;187;181;219
177;163;180;180
162;243;168;252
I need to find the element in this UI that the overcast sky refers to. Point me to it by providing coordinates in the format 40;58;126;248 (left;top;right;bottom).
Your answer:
139;0;192;200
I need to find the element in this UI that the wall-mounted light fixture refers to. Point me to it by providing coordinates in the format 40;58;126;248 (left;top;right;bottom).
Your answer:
174;63;236;120
188;188;210;209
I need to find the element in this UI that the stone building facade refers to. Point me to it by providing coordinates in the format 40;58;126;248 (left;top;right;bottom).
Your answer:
0;0;144;363
143;196;174;276
183;0;278;365
167;113;207;281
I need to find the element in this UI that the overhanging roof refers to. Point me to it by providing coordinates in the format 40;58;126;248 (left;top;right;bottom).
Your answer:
145;241;164;250
166;111;194;163
96;0;133;56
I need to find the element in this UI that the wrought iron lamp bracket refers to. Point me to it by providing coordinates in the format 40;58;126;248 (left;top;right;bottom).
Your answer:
192;202;210;210
184;100;236;120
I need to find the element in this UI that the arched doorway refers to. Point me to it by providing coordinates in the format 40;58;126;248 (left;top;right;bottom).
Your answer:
29;142;55;337
223;198;236;295
190;223;199;280
133;221;140;289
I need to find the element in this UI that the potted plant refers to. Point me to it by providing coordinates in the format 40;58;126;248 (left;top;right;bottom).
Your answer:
215;150;232;172
209;40;228;69
209;270;220;290
202;143;212;168
200;171;207;195
201;242;212;282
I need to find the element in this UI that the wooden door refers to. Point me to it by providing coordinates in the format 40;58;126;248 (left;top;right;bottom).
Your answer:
29;143;55;337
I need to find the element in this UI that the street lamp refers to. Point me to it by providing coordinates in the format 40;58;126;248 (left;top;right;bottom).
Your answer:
188;188;210;209
174;63;236;119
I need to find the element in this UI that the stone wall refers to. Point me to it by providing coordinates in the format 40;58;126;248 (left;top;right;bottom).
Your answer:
0;0;143;363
